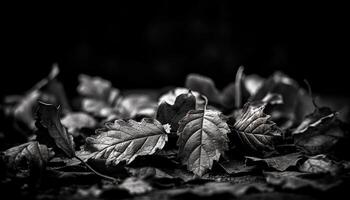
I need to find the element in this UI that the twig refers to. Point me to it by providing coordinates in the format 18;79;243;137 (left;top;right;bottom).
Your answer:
74;155;117;182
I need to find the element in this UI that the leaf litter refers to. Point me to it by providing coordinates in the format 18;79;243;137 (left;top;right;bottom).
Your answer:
1;65;350;199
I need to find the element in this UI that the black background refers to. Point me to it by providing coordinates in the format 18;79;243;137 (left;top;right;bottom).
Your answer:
1;3;348;98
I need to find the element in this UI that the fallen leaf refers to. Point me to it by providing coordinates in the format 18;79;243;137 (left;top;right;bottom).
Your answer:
158;87;205;110
118;177;153;195
83;118;168;165
298;154;341;175
2;141;50;176
36;102;75;158
245;153;303;171
61;112;97;136
177;107;230;176
219;159;257;175
156;92;196;131
234;102;282;153
293;108;345;155
117;94;157;119
78;74;120;104
250;72;308;129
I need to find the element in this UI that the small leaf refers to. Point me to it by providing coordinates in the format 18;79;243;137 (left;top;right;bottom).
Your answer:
156;92;196;131
36;102;75;158
83;118;167;165
61;112;97;136
245;153;303;171
3;141;50;175
177;108;230;177
234;102;282;153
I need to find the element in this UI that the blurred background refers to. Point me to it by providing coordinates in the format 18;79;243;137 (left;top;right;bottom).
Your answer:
1;3;348;98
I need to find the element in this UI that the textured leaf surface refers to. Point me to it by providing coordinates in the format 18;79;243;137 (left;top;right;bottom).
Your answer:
177;109;230;176
84;118;167;165
36;102;75;158
3;141;50;174
157;92;196;131
234;102;282;153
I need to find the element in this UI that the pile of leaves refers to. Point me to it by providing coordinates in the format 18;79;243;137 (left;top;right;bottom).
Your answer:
1;65;349;200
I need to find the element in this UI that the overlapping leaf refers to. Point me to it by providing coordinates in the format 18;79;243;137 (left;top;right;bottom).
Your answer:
36;102;75;158
177;108;230;176
234;102;282;153
157;92;196;132
158;87;205;110
2;141;50;175
61;112;97;136
82;118;168;165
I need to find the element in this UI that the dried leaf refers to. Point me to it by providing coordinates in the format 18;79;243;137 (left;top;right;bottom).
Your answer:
234;102;282;153
245;153;303;171
158;87;205;110
293;107;345;155
219;159;257;175
177;108;230;176
83;118;167;165
156;92;196;131
61;112;97;136
117;94;157;119
299;154;341;175
78;74;120;118
250;72;309;129
78;74;120;103
36;102;75;158
2;141;50;175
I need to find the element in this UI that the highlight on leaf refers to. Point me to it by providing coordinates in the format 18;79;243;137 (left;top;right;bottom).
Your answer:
82;118;168;166
233;102;282;153
177;103;230;176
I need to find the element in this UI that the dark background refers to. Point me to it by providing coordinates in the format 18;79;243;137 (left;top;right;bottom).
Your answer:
1;3;348;98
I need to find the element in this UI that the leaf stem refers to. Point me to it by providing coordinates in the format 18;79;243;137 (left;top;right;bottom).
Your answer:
235;66;244;108
74;155;117;182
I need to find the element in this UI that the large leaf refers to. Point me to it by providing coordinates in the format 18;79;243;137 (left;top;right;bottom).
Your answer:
177;108;230;176
36;102;75;158
83;118;168;165
156;92;196;132
2;141;50;176
234;102;282;153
